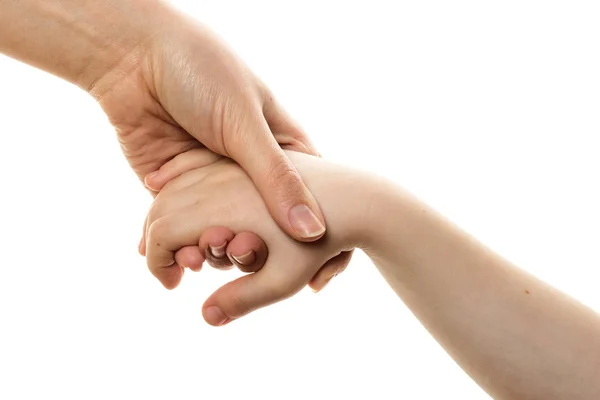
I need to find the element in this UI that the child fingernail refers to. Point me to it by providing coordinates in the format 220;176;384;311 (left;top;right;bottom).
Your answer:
204;306;229;326
209;242;227;258
144;171;160;190
231;250;255;266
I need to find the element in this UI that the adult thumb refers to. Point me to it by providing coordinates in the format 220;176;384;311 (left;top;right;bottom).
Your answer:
201;256;310;326
228;114;326;242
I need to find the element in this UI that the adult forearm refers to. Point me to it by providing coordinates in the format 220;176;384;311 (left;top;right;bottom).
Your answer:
0;0;173;93
363;182;600;399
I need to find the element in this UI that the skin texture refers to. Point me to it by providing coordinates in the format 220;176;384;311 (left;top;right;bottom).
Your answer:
140;150;353;292
3;1;599;397
147;148;600;400
0;0;328;253
143;149;361;319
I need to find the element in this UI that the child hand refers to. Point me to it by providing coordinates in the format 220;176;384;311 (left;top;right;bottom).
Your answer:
139;149;272;276
142;149;367;325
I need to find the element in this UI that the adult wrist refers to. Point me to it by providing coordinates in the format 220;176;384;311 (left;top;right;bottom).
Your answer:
76;0;181;98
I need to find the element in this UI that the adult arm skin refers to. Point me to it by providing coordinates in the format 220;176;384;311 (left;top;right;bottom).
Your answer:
0;0;162;91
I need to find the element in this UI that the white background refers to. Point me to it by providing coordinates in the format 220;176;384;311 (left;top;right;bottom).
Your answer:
1;1;599;399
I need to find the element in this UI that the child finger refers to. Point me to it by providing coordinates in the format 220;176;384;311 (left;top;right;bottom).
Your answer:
308;250;353;292
146;215;207;289
144;148;222;191
174;246;205;272
139;214;149;256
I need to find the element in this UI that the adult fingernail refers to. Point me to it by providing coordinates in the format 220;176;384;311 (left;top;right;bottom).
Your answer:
289;204;326;239
230;250;255;266
205;306;229;326
209;242;227;258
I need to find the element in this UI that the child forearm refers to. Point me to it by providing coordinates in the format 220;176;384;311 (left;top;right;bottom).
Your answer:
361;180;600;399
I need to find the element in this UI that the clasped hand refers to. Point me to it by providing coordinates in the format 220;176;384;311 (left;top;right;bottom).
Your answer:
140;149;355;326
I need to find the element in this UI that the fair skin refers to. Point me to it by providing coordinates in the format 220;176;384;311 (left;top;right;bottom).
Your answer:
0;0;331;266
3;2;597;397
144;148;600;400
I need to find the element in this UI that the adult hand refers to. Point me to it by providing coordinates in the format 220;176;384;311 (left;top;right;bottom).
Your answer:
0;1;326;247
94;10;326;246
